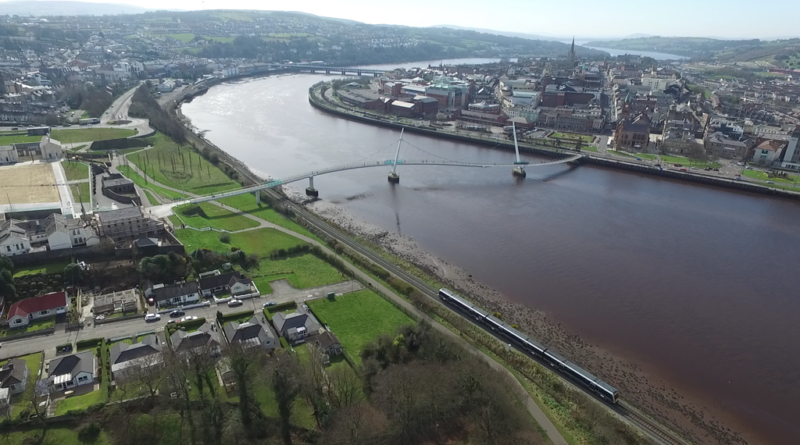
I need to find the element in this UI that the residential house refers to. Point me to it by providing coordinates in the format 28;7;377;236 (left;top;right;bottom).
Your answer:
198;270;242;297
46;351;95;390
96;206;164;243
170;322;221;357
272;307;322;344
0;358;29;395
0;220;31;256
43;213;99;250
223;316;277;351
152;282;200;309
0;145;19;164
6;291;69;328
109;334;163;383
313;330;343;359
93;289;138;315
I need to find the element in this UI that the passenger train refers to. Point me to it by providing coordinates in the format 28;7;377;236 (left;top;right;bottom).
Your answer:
438;288;619;403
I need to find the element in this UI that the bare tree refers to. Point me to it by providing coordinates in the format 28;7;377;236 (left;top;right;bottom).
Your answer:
127;352;166;404
327;365;363;409
225;342;259;434
323;403;389;445
270;352;302;445
163;352;198;445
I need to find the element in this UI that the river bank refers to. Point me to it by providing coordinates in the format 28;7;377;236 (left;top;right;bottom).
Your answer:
180;73;800;445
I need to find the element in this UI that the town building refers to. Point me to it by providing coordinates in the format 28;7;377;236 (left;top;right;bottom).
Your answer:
704;132;749;160
47;351;95;391
223;316;277;351
96;206;164;243
778;126;800;170
750;138;786;165
39;137;63;161
614;119;651;150
102;173;136;196
661;120;702;156
0;220;31;256
0;145;19;164
411;95;439;117
538;107;605;133
6;291;68;328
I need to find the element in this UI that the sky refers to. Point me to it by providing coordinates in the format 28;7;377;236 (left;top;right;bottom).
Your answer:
12;0;800;40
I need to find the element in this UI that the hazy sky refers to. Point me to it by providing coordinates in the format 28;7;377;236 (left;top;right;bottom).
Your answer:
16;0;800;39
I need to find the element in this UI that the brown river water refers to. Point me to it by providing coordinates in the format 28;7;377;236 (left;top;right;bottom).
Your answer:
181;71;800;444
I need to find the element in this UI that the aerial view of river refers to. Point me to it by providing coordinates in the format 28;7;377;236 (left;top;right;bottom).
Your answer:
182;71;800;444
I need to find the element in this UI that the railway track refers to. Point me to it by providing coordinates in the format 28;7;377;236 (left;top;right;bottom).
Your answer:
618;402;691;445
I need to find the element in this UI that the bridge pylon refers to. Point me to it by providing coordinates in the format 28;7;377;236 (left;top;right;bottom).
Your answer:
388;129;403;184
511;122;528;178
305;176;319;198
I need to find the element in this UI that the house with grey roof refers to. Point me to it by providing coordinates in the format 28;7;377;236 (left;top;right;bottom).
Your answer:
152;281;200;309
271;307;321;344
223;316;277;351
0;220;31;257
170;322;221;358
46;351;95;390
0;358;29;395
110;334;163;383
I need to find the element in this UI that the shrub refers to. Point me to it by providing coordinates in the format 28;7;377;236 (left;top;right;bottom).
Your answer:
218;233;231;243
181;204;206;217
79;422;101;442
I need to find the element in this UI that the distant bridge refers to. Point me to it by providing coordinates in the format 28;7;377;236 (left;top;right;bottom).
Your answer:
288;65;386;76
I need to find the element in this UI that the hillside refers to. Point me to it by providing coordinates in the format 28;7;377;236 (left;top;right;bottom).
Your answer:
0;1;152;15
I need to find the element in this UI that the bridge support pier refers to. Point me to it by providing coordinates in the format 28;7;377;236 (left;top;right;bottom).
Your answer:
512;167;527;178
255;191;261;204
388;172;400;184
305;176;319;198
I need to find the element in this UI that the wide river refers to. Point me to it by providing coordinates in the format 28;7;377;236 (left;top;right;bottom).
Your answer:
182;68;800;444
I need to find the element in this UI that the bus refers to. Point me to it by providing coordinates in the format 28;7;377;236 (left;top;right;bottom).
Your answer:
79;118;100;125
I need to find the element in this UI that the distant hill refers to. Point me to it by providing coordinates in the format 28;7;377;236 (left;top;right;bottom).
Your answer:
431;25;555;42
0;1;153;16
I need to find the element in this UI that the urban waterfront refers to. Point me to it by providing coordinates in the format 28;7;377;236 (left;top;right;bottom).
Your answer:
182;73;800;444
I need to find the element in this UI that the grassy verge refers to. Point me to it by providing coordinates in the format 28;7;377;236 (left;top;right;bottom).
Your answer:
550;132;594;143
13;260;71;277
218;194;321;241
116;164;188;200
0;134;42;143
62;161;90;181
143;189;160;205
307;289;415;365
50;128;137;144
173;202;259;231
70;183;91;203
660;154;721;168
67;144;88;153
1;319;55;337
126;132;240;195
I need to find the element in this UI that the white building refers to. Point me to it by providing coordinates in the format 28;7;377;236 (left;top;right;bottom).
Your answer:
44;213;99;250
0;145;19;164
0;220;31;256
779;127;800;170
39;136;63;161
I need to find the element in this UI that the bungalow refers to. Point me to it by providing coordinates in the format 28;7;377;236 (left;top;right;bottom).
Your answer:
110;335;163;383
0;220;31;257
0;358;29;395
198;271;243;297
152;282;200;309
223;316;277;351
170;322;221;357
272;307;322;344
6;291;69;329
313;331;343;357
46;351;95;390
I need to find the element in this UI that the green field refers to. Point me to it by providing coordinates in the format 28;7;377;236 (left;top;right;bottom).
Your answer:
218;194;319;240
307;289;415;365
0;134;42;143
126;133;240;195
51;128;137;144
116;164;188;200
13;260;71;277
70;182;91;203
247;381;316;429
550;132;594;143
166;33;195;42
247;253;346;294
62;160;89;180
204;35;235;43
0;427;114;445
173;227;305;256
174;202;259;232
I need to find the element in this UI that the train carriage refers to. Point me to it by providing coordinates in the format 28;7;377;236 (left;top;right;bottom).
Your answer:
593;379;619;403
544;349;568;369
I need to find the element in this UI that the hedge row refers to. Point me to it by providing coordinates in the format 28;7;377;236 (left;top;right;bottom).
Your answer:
90;137;149;151
166;317;207;335
218;309;254;323
76;338;104;349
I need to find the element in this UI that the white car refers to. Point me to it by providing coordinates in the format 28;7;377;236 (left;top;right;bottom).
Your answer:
180;315;198;322
228;299;243;307
144;313;161;322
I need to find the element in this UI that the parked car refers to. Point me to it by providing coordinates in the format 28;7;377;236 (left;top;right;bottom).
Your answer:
263;301;276;308
674;163;683;167
228;299;243;308
170;310;185;318
179;315;198;323
145;313;161;322
766;181;775;184
147;297;155;306
680;168;688;172
95;314;105;321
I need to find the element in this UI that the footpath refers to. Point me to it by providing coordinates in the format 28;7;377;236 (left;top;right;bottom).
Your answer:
119;153;569;445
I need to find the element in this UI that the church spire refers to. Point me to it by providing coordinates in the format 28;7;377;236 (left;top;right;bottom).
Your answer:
568;37;576;66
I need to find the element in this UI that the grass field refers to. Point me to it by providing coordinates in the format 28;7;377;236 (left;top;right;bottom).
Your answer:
166;33;195;42
249;381;317;429
204;35;235;43
307;289;415;364
116;164;188;200
218;194;319;240
126;133;240;195
50;128;137;144
0;427;114;445
13;260;71;277
247;253;346;294
0;134;42;143
0;163;59;204
174;202;259;232
62;160;89;181
550;132;594;143
70;182;91;204
173;227;305;256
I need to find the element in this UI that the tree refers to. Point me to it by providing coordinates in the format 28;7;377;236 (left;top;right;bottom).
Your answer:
327;365;363;409
226;342;259;434
0;257;15;301
129;353;166;404
270;353;302;445
64;263;82;285
323;403;389;445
